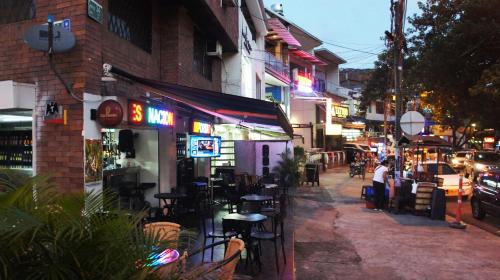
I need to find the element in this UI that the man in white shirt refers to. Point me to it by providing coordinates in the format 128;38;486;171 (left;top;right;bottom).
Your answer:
372;160;389;211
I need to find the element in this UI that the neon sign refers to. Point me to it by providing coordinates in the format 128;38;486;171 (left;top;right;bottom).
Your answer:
295;74;313;93
484;137;495;143
128;100;174;127
332;105;349;118
192;120;212;135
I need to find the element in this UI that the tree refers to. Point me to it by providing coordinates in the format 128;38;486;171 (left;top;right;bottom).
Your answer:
408;0;500;148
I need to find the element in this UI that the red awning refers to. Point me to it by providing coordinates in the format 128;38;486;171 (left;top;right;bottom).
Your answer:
267;18;301;48
290;49;327;65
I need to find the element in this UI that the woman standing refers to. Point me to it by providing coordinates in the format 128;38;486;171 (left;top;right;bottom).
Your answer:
372;160;388;211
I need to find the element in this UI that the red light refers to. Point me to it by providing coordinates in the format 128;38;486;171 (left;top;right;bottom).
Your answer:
129;102;144;124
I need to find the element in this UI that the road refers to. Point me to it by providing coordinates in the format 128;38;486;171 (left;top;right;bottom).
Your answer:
446;198;500;236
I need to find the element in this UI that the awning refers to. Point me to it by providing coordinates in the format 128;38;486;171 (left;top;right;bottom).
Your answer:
105;64;293;137
290;50;327;66
266;18;301;48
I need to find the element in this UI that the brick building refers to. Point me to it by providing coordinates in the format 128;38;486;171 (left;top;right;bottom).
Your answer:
0;0;239;194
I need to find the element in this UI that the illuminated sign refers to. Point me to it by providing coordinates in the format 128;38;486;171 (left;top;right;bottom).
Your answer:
332;105;349;118
128;100;174;127
192;120;212;135
484;137;495;143
295;74;313;93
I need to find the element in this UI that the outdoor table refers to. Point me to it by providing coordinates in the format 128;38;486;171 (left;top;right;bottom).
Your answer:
222;213;267;272
154;192;187;218
263;183;278;189
241;194;273;202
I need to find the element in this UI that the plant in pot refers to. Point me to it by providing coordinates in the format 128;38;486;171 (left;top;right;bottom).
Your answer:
273;148;300;189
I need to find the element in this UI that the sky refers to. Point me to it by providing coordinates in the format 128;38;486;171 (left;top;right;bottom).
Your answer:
263;0;421;69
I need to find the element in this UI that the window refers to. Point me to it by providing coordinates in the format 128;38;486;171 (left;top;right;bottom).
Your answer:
0;0;35;24
108;0;152;52
375;101;385;114
193;30;212;80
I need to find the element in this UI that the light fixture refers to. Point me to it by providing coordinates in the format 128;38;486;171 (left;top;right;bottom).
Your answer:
0;114;33;123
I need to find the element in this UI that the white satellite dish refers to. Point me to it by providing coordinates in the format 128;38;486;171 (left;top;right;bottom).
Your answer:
400;111;425;136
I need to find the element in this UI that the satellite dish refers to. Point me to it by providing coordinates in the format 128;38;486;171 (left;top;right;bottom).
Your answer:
400;111;425;136
24;24;76;53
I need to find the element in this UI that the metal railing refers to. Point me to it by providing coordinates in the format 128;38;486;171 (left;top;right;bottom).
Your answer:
265;52;290;80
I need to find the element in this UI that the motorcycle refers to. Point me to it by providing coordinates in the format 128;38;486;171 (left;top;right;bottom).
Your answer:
349;161;366;179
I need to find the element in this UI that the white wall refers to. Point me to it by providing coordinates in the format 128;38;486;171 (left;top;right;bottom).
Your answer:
255;141;291;176
221;1;266;100
234;141;256;174
131;129;159;205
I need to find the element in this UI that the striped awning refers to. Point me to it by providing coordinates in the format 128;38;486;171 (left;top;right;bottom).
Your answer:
290;49;327;65
266;18;301;48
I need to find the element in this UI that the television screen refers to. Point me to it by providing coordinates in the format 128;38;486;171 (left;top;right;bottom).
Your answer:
189;136;221;158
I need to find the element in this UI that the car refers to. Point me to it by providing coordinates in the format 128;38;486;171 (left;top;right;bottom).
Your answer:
471;170;500;220
419;162;473;198
464;151;500;181
450;150;473;169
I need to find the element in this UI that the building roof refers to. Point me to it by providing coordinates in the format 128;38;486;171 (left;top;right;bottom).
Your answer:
290;49;327;65
314;48;347;65
265;8;322;50
267;18;301;47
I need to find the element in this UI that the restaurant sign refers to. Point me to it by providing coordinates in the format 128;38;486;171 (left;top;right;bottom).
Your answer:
332;105;349;118
191;120;212;135
128;100;174;127
97;100;123;127
295;74;313;93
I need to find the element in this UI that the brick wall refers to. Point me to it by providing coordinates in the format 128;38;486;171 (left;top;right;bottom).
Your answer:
0;0;234;192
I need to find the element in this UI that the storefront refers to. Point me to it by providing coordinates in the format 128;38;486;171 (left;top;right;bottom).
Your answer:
0;81;36;176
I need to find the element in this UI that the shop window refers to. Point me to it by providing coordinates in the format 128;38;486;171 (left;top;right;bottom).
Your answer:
108;0;152;53
0;0;35;24
375;101;384;114
193;30;212;80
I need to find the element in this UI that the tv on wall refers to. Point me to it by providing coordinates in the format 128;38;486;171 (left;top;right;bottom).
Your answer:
189;135;221;158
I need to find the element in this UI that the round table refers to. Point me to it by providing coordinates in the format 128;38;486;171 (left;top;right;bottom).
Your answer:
223;213;267;223
240;194;273;202
154;192;187;218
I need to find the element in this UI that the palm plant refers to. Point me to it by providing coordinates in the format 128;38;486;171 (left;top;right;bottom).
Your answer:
272;149;300;188
0;169;191;280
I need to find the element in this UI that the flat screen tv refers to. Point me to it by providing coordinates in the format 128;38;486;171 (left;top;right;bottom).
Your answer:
189;136;221;158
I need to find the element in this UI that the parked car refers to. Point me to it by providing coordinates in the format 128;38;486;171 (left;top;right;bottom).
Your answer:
464;151;500;181
471;170;500;220
420;162;473;198
450;150;473;169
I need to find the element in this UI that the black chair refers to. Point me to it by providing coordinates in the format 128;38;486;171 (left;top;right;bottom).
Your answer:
200;203;237;261
222;219;260;271
250;207;287;274
237;201;262;214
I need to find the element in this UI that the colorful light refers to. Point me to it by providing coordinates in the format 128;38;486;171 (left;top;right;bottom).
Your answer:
146;248;179;267
130;102;144;124
295;74;313;93
148;107;174;127
484;137;495;143
192;120;212;134
128;100;174;127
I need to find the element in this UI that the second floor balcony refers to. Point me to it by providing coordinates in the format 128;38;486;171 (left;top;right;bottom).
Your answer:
265;52;290;83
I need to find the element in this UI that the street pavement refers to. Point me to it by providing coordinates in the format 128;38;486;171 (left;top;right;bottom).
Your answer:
293;166;500;280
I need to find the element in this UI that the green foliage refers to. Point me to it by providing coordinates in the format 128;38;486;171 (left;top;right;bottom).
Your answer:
273;149;300;188
408;0;500;136
293;146;305;162
0;171;176;280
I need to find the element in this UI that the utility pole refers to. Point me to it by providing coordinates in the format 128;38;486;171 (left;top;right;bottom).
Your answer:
393;0;405;187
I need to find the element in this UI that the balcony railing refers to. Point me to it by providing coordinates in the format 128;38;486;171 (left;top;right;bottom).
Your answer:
265;52;290;81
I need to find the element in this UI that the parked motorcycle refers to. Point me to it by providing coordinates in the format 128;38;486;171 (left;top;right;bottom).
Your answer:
349;161;366;179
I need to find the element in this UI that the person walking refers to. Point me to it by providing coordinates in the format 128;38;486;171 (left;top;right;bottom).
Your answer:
372;160;389;211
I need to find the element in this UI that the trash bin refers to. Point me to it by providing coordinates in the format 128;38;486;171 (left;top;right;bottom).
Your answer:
305;163;320;186
430;188;446;220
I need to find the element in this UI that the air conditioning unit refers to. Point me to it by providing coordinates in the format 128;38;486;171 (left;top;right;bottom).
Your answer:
206;40;223;58
221;0;237;7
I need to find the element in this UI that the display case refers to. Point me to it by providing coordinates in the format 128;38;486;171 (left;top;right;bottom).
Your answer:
0;131;32;169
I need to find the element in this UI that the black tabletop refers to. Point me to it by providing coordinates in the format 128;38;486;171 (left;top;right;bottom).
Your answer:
154;192;187;200
223;213;267;223
240;194;273;202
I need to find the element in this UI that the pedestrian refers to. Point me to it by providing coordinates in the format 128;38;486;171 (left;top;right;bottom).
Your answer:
372;159;388;211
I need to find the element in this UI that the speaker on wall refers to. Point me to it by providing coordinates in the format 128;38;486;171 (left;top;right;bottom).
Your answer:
262;157;269;166
262;145;269;157
262;167;270;176
118;129;135;158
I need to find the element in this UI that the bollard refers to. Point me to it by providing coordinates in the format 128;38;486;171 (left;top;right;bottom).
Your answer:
449;174;467;229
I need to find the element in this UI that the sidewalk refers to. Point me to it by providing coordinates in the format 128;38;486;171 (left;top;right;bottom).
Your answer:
293;167;500;280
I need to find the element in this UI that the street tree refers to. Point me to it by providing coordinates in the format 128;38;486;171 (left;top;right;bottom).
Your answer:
408;0;500;148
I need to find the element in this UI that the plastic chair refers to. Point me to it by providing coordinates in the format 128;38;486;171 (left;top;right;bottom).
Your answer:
144;222;181;248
